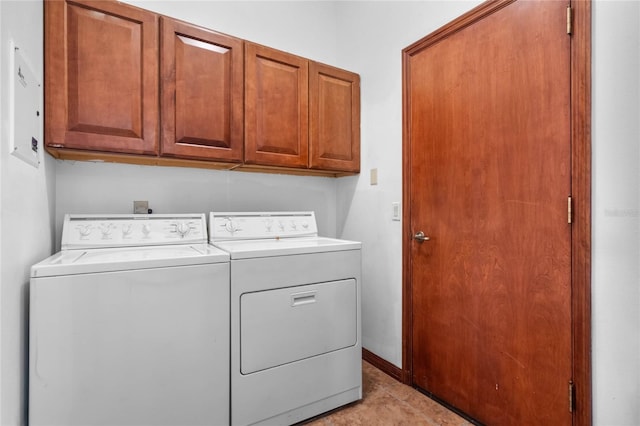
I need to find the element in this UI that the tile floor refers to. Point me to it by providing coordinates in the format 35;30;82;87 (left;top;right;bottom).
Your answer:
302;361;474;426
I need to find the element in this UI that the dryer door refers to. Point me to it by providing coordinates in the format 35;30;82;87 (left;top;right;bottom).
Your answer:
240;279;357;374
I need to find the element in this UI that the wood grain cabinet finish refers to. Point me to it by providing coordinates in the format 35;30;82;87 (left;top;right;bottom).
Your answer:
309;62;360;173
160;17;243;162
44;0;360;176
45;0;159;155
244;42;309;168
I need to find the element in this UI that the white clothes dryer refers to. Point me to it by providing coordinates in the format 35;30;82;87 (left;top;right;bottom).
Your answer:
29;214;230;426
209;211;362;426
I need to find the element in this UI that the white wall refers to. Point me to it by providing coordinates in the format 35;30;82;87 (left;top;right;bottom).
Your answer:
55;162;337;245
0;1;56;425
127;0;339;64
592;1;640;425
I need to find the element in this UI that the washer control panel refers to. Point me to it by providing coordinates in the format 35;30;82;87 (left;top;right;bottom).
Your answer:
209;212;318;241
61;214;207;249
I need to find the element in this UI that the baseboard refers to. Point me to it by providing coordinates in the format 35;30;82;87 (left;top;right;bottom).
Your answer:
362;348;403;382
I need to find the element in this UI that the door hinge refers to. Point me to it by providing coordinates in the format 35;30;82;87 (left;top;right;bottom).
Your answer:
567;6;573;35
569;380;575;412
568;196;573;224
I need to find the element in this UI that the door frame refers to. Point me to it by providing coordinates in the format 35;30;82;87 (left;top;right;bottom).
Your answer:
400;1;592;425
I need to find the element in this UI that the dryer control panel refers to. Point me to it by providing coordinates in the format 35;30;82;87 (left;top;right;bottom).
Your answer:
61;214;207;249
209;212;318;241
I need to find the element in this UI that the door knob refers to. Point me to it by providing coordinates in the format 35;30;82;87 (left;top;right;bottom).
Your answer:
413;231;430;242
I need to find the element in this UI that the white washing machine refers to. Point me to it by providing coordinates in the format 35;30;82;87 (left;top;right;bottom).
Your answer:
209;211;362;426
29;213;230;426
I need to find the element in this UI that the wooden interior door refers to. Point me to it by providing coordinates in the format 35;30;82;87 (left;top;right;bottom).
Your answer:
404;1;572;424
160;17;243;162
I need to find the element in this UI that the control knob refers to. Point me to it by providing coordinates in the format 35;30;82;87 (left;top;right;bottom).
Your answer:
99;223;113;239
122;223;133;237
78;225;92;238
142;223;152;237
176;222;191;238
225;218;239;234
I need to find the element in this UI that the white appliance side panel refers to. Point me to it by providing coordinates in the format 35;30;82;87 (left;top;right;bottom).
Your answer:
29;263;230;426
240;279;357;374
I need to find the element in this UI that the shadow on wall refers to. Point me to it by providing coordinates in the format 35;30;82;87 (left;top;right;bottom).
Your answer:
22;282;30;424
336;175;359;238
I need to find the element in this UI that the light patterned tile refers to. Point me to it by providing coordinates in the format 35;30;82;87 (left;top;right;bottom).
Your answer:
401;391;473;426
325;389;433;426
298;360;471;426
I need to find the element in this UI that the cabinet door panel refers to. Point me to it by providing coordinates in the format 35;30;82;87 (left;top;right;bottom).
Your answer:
161;18;243;162
309;62;360;172
45;0;158;155
245;43;308;168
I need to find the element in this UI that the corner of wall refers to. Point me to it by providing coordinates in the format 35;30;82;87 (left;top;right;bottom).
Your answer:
1;0;53;424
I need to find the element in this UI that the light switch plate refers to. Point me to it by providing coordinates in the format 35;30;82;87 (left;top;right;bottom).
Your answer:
392;202;401;221
370;168;378;185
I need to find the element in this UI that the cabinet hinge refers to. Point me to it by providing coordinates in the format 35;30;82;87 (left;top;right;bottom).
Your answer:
569;380;575;412
567;6;573;35
568;196;573;224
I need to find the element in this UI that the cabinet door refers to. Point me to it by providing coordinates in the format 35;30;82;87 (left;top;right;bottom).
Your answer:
45;0;158;155
161;18;243;162
309;62;360;173
245;43;309;168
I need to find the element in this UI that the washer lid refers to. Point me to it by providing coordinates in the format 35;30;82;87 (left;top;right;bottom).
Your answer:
213;236;361;259
31;244;229;278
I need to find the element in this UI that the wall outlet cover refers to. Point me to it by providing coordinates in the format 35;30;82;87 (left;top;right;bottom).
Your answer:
134;201;149;214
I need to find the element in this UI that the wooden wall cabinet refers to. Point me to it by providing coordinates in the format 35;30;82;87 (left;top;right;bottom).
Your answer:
45;0;360;176
244;42;309;168
45;0;159;155
160;17;243;163
309;62;360;173
244;42;360;173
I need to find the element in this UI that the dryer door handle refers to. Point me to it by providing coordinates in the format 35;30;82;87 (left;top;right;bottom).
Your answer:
291;291;317;307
